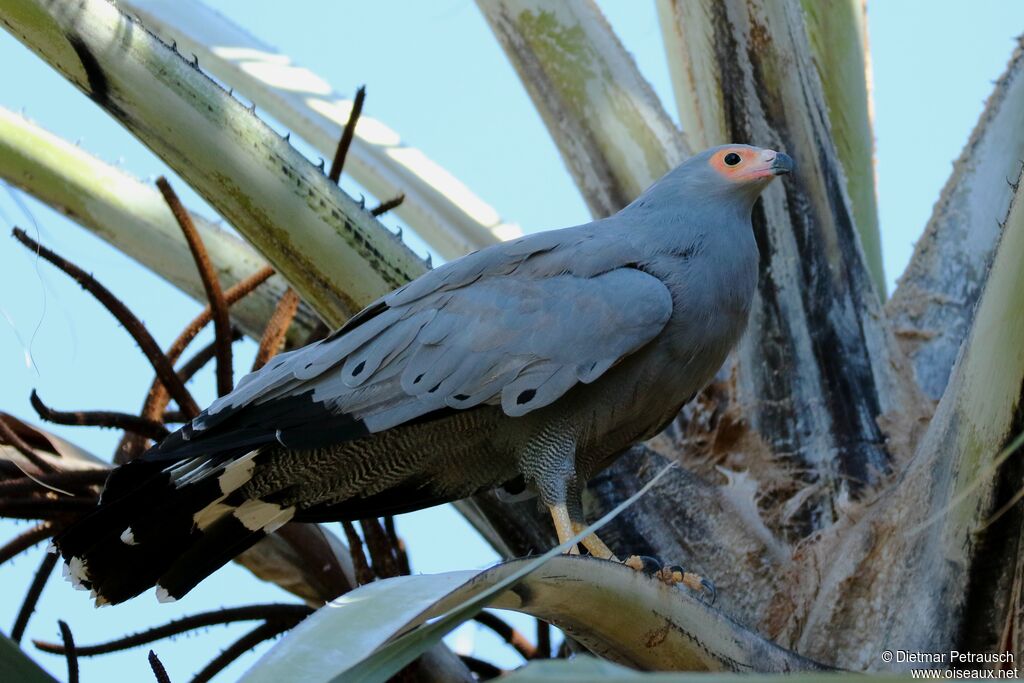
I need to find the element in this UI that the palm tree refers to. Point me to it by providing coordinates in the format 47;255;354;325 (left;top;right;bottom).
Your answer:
1;0;1022;680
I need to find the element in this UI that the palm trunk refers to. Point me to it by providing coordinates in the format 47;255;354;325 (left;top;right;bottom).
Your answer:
887;38;1024;400
476;0;1024;669
477;0;688;217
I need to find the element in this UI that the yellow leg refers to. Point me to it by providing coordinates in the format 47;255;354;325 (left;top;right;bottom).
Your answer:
548;503;579;555
551;507;714;600
571;521;618;560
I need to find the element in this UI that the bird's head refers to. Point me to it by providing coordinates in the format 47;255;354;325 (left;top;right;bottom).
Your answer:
627;144;793;217
704;144;793;186
688;144;793;204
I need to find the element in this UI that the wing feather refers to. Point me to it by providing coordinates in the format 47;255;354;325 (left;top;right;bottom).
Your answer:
172;224;671;457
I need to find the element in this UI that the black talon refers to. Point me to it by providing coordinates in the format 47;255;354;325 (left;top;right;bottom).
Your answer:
627;557;717;604
635;555;662;575
701;578;717;606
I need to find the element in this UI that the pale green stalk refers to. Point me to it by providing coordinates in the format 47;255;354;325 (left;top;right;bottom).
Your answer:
1;0;428;328
0;107;317;344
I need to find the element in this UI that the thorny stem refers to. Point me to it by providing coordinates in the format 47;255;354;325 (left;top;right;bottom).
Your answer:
536;619;551;659
30;390;169;440
0;521;56;566
177;330;243;386
190;621;291;683
359;517;401;579
156;178;233;398
0;470;107;497
341;520;374;585
328;85;366;183
33;604;312;656
154;266;274;376
149;650;171;683
0;415;55;474
253;288;301;371
384;515;410;575
118;266;273;462
370;194;405;217
459;655;503;680
115;332;239;457
118;331;241;452
474;611;537;660
11;227;200;418
58;620;79;683
0;497;98;519
159;265;275;370
11;551;58;643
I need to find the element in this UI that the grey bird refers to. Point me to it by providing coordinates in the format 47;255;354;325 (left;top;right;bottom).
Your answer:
54;144;792;605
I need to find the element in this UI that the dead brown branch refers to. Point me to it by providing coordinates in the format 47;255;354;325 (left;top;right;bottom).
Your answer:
0;497;97;519
161;265;275;371
11;227;200;418
359;518;402;579
148;650;171;683
156;177;233;397
253;288;301;371
384;515;410;575
536;619;551;659
0;414;55;474
341;520;375;585
0;521;56;566
191;621;290;683
119;266;273;462
0;470;107;497
11;551;58;643
459;655;503;680
58;620;79;683
328;85;366;183
33;604;312;656
474;611;537;660
178;330;244;387
370;193;405;217
30;390;169;440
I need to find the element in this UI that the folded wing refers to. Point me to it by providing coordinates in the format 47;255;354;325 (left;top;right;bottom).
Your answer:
152;230;672;460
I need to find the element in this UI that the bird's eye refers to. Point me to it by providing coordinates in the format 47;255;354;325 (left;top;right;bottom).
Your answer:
724;152;741;166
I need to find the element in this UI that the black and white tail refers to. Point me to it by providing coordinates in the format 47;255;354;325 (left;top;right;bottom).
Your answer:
53;449;294;605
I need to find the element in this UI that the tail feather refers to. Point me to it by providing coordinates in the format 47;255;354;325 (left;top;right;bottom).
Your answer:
157;500;294;601
53;448;293;605
55;461;165;560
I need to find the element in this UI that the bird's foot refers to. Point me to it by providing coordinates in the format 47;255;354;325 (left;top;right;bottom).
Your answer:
624;555;716;605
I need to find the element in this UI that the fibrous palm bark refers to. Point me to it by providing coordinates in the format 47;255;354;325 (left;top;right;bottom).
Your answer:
468;0;1024;669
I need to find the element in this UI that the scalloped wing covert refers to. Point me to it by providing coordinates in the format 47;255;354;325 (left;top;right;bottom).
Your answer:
178;226;671;452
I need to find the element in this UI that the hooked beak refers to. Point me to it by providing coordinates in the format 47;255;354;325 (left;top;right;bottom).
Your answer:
770;152;794;176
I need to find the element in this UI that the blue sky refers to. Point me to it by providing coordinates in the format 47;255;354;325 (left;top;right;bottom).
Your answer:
1;1;1022;681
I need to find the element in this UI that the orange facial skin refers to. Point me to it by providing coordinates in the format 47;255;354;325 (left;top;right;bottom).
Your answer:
709;146;789;183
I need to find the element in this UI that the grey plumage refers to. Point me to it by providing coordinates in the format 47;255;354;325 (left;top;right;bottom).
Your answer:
54;144;793;604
